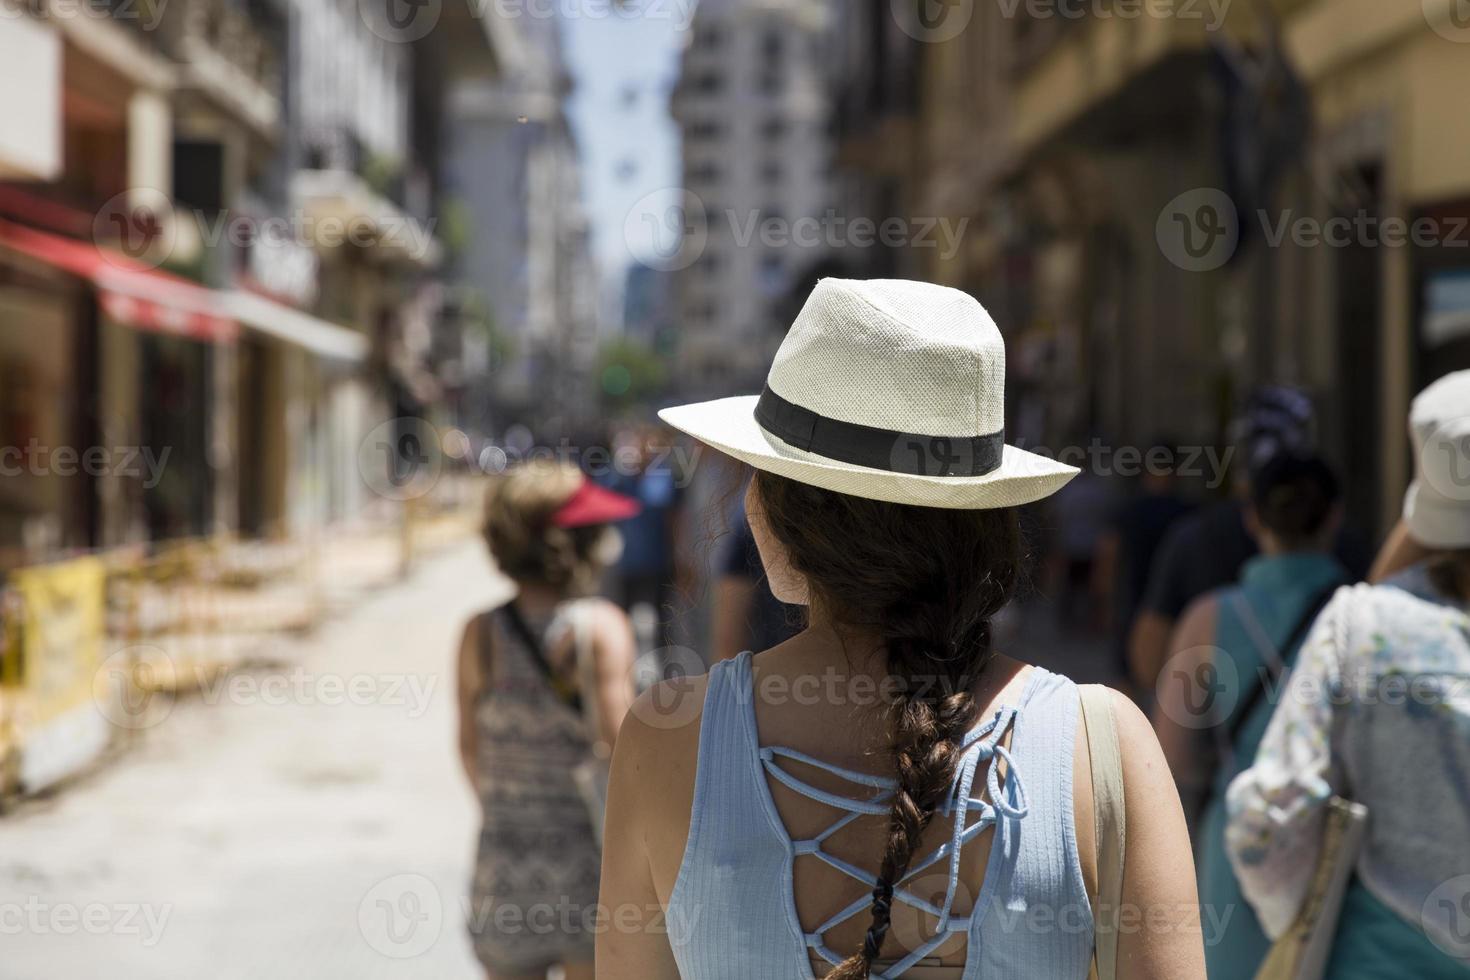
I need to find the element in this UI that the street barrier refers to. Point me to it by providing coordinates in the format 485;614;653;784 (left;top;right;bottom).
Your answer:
0;483;482;805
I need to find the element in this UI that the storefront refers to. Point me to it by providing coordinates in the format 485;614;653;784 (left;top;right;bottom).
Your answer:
0;219;237;554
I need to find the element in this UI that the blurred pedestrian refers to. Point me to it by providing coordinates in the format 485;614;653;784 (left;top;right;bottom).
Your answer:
457;460;640;980
608;425;685;650
1047;464;1115;631
1152;453;1349;980
1128;386;1369;691
1093;440;1195;682
1225;371;1470;979
709;496;800;663
597;278;1203;978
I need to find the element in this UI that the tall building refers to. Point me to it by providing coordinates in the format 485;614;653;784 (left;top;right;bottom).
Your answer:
671;0;832;397
445;13;597;440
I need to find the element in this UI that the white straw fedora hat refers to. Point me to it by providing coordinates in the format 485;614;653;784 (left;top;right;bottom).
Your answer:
1403;369;1470;548
659;278;1079;509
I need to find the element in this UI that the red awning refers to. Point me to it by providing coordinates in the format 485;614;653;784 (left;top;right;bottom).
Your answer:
0;219;237;343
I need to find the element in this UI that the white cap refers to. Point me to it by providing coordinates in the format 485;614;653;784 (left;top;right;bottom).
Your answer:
1404;369;1470;548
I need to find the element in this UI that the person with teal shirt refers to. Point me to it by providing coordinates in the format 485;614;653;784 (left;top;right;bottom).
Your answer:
1154;453;1350;980
1223;370;1470;979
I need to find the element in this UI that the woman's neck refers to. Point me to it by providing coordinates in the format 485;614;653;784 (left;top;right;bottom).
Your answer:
514;581;565;616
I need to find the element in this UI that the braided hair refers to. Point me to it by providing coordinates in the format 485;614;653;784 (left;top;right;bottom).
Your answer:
751;471;1021;977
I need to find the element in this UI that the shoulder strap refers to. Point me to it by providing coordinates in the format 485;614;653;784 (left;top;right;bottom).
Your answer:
1225;584;1337;747
1079;684;1125;980
501;601;584;713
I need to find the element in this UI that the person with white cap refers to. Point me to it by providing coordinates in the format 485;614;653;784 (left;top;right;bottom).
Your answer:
597;279;1204;978
1225;370;1470;978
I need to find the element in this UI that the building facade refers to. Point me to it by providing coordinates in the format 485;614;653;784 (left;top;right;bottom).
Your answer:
444;12;597;440
671;0;833;397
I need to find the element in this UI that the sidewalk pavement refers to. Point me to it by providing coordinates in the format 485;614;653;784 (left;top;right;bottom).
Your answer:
0;542;511;980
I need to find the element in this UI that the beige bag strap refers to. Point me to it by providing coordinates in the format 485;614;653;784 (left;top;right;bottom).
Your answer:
1080;684;1126;980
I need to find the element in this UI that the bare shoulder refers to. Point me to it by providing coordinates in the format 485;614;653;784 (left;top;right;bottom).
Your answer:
616;672;712;775
1072;688;1179;844
610;671;713;894
1172;591;1221;649
579;595;633;632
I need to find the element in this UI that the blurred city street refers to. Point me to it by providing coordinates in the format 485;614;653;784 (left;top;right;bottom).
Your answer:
5;0;1470;974
0;543;509;980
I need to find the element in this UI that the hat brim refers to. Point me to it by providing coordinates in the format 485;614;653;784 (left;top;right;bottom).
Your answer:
1403;480;1470;549
552;479;642;528
660;395;1079;510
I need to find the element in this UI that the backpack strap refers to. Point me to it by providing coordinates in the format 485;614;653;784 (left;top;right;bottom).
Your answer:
1080;685;1126;980
1224;584;1338;749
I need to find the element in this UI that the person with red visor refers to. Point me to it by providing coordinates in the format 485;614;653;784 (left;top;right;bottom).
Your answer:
456;460;641;980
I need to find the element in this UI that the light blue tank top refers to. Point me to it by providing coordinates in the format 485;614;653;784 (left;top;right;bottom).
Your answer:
667;651;1094;979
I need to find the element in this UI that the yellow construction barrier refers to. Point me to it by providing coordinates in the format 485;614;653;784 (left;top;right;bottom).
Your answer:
0;555;109;798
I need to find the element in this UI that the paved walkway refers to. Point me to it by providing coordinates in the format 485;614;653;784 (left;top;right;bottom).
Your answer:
0;543;510;980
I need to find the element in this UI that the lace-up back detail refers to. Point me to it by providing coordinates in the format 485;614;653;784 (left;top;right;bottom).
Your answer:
667;652;1094;979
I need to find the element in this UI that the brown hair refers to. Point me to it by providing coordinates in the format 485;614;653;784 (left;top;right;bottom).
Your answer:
482;460;612;593
751;470;1022;977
